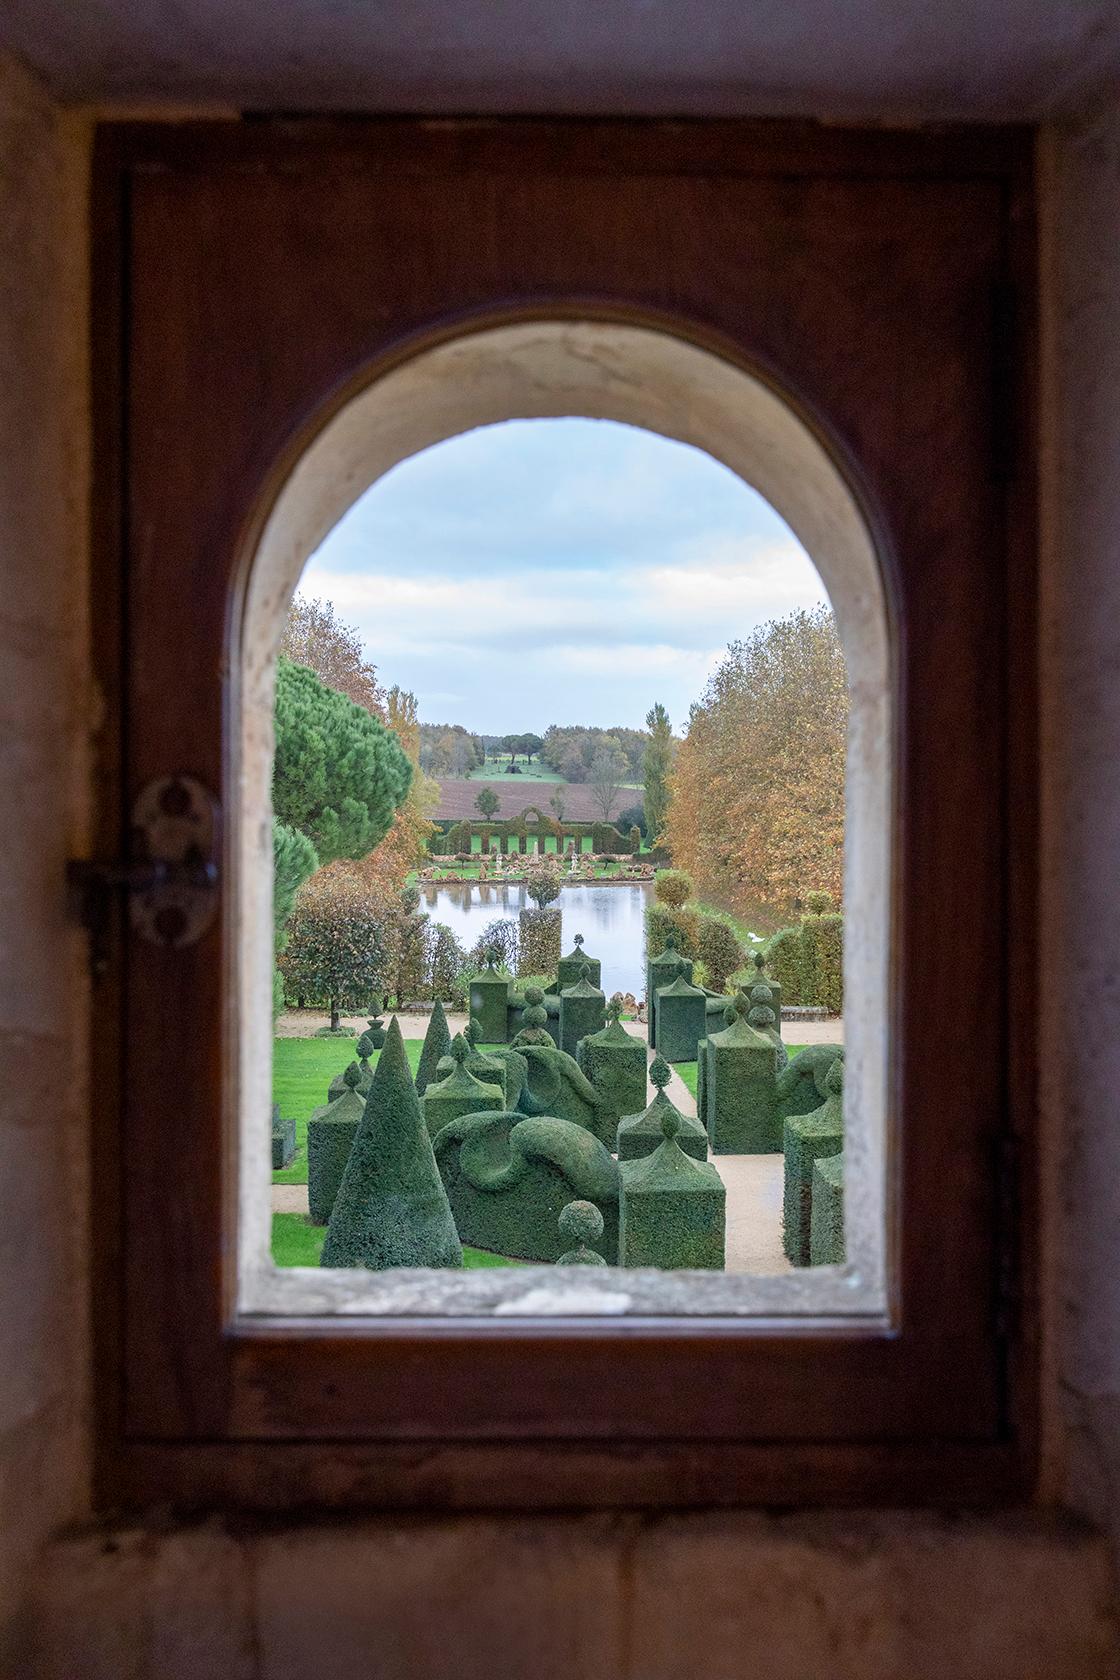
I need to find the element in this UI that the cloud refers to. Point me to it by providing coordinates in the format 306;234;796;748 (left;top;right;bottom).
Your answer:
298;419;829;731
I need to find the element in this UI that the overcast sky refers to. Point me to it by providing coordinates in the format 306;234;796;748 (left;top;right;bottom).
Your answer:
301;418;828;735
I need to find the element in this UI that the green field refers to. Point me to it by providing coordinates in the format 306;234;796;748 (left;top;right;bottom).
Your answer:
271;1212;521;1269
272;1034;424;1185
468;757;565;782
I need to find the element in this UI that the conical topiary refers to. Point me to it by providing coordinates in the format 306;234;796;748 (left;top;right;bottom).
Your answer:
321;1016;463;1270
415;997;451;1097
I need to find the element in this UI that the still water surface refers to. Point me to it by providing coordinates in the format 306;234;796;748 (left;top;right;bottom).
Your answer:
418;881;654;998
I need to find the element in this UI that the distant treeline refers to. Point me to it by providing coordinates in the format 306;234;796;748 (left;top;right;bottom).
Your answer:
421;721;649;784
418;723;486;776
539;724;647;783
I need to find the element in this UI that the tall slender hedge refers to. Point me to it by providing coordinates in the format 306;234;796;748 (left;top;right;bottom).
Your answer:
766;909;843;1013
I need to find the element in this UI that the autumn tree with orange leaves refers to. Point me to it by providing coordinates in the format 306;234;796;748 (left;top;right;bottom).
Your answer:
666;606;847;920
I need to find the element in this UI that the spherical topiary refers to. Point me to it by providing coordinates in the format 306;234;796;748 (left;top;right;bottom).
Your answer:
748;1004;776;1030
558;1199;604;1247
654;868;693;910
650;1053;672;1090
356;1032;374;1062
556;1199;607;1265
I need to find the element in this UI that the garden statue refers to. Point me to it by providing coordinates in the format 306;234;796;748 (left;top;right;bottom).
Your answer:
321;1017;462;1270
556;1200;608;1266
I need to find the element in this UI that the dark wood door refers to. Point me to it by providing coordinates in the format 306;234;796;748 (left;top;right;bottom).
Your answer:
92;121;1036;1509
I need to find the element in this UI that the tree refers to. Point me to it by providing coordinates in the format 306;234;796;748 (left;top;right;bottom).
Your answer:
698;917;745;993
475;785;500;819
548;791;566;824
666;605;847;917
655;868;693;909
280;594;384;716
274;657;412;868
523;859;562;909
279;872;397;1031
587;737;627;822
521;732;543;764
643;702;674;845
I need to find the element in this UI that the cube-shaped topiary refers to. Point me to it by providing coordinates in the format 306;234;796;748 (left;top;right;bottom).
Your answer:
555;932;602;993
619;1109;725;1270
469;958;512;1044
617;1053;707;1162
654;961;709;1064
558;959;606;1059
809;1151;845;1265
782;1059;844;1265
421;1034;505;1136
307;1063;366;1224
576;997;648;1138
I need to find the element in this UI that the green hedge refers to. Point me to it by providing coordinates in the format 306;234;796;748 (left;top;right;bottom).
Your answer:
766;912;843;1013
645;901;703;962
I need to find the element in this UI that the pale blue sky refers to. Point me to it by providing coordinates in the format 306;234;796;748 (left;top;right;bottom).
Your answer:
301;418;827;734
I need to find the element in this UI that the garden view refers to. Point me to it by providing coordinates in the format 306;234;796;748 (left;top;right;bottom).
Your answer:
268;419;848;1280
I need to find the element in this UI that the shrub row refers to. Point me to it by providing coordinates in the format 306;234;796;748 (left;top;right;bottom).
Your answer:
766;907;843;1013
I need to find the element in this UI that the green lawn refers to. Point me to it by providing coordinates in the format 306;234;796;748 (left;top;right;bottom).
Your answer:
272;1034;424;1185
270;1213;522;1269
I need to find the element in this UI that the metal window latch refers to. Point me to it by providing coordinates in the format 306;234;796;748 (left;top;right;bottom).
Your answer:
68;775;220;972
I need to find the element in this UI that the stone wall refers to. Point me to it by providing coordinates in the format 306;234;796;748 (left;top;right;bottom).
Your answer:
3;54;1120;1675
1039;98;1120;1530
0;52;91;1668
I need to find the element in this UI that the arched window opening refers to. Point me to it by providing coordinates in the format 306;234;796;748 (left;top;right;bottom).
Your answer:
238;320;891;1319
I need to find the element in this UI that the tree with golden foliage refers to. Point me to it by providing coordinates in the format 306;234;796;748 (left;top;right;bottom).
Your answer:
279;594;384;716
667;606;847;919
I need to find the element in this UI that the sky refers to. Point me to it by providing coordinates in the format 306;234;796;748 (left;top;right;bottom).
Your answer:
301;418;828;735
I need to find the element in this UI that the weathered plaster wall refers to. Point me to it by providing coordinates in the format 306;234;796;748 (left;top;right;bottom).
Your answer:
22;1511;1120;1680
1039;95;1120;1531
4;56;1120;1676
0;49;92;1666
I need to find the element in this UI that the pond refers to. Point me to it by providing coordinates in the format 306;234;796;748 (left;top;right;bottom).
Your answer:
418;881;654;998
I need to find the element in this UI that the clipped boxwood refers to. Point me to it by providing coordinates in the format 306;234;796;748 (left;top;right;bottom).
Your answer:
809;1152;845;1265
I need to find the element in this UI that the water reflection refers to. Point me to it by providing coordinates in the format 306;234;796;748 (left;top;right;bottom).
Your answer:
418;882;654;997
